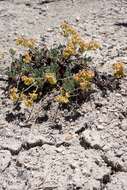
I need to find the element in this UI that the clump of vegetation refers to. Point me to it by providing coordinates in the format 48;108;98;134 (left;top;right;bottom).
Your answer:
8;21;101;108
8;21;125;114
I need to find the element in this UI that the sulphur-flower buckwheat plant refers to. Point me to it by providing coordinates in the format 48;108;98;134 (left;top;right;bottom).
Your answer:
7;22;104;110
7;21;124;115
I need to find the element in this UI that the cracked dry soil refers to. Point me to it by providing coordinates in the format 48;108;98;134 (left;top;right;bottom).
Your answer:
0;0;127;189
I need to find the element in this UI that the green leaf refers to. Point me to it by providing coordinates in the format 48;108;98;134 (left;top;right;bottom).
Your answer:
50;63;59;73
64;69;71;78
63;78;75;93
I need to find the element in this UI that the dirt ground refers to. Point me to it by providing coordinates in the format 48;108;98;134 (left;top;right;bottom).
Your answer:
0;0;127;189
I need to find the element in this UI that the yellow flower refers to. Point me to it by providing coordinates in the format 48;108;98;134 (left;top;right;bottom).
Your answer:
44;73;57;85
71;34;89;52
60;21;78;37
113;62;125;78
74;70;94;91
61;22;101;56
24;98;33;107
20;92;36;107
88;40;101;50
29;91;38;101
19;92;27;101
74;74;80;82
16;37;36;48
55;92;70;104
21;76;34;86
23;51;31;64
74;70;94;82
9;87;19;102
82;70;95;80
55;95;69;104
80;81;91;91
63;40;76;58
71;34;81;45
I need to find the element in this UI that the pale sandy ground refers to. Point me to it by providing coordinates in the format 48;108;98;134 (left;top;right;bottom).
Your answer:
0;0;127;190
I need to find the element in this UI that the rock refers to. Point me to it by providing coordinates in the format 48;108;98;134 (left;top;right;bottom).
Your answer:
120;119;127;131
47;28;54;32
2;140;22;155
64;133;73;141
35;16;39;20
19;122;32;128
0;150;11;172
106;172;127;190
27;20;35;25
87;179;100;190
76;16;80;22
102;153;127;172
97;124;104;130
23;134;54;149
81;129;103;149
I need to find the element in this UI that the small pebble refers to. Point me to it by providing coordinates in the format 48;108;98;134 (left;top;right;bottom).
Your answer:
47;28;54;32
76;16;80;22
97;125;104;130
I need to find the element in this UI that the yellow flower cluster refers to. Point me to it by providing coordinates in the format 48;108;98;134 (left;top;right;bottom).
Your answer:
21;76;34;86
23;91;38;107
10;88;38;108
87;40;101;50
61;21;101;58
63;40;76;58
55;92;70;104
24;98;33;107
23;51;31;64
113;62;125;78
74;70;94;90
61;21;78;37
16;37;36;48
9;87;19;102
29;91;38;101
44;73;57;85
